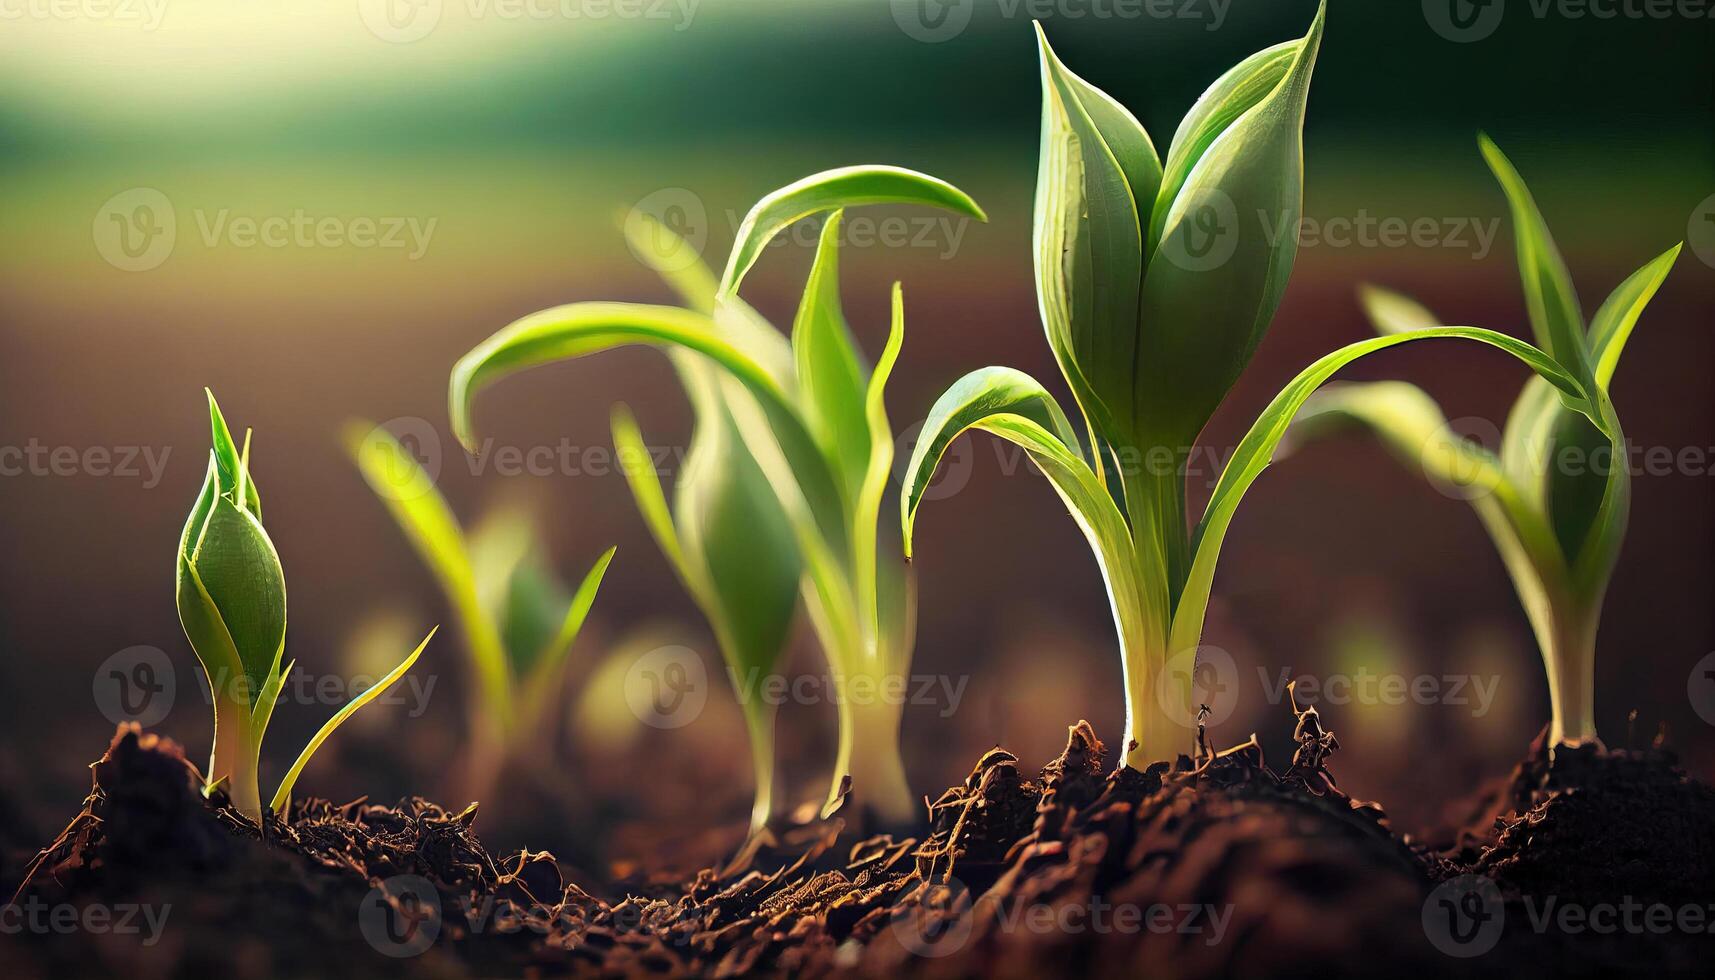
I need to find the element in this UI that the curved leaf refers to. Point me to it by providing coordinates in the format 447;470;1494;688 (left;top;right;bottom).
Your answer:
270;627;436;816
187;495;287;708
899;366;1081;557
1171;326;1593;657
719;165;987;297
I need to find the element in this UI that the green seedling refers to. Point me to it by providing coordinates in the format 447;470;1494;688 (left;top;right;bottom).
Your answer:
1297;137;1679;747
450;166;986;824
178;392;434;824
901;5;1609;769
347;424;616;791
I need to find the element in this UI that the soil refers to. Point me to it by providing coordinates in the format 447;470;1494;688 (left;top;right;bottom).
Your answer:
5;719;1713;978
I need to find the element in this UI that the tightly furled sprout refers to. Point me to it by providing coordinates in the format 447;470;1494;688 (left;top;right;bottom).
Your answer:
450;166;985;825
177;391;434;824
347;424;616;793
1297;137;1680;747
901;4;1607;770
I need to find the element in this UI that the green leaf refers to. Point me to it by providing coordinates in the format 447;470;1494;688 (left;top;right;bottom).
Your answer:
792;211;872;504
719;165;986;297
1357;284;1441;336
346;421;512;726
611;405;695;589
1149;38;1300;255
186;495;287;709
1172;326;1592;658
270;627;436;816
518;546;617;732
1033;24;1147;447
205;390;261;518
854;284;906;650
623;209;796;387
1132;2;1324;451
1588;243;1680;389
1479;135;1593;389
899;365;1081;558
450;301;850;561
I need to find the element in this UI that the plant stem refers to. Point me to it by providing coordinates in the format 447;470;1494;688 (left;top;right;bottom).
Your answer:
1544;611;1599;745
826;690;914;825
742;702;778;834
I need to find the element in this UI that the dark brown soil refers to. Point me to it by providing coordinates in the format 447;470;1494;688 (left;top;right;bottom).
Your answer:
6;720;1714;978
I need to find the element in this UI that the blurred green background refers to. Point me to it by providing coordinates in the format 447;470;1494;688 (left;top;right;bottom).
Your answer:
1;0;1711;860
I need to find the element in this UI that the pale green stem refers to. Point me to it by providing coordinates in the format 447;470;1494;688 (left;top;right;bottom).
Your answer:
1543;609;1599;746
742;701;779;834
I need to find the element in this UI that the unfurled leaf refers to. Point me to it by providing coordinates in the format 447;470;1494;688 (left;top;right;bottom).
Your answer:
719;165;986;297
270;627;435;815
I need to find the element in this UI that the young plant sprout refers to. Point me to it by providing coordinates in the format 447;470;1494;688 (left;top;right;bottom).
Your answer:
347;424;616;793
608;219;802;835
450;166;986;824
1296;137;1680;747
900;4;1610;770
177;391;434;824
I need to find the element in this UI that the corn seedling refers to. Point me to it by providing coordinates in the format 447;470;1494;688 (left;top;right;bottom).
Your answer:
900;5;1608;770
1297;137;1680;747
450;166;985;824
177;391;434;824
347;424;616;791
